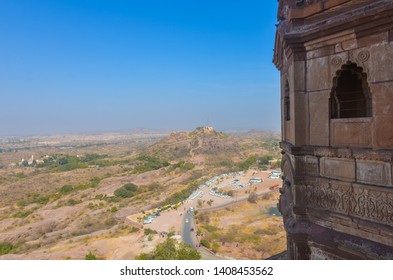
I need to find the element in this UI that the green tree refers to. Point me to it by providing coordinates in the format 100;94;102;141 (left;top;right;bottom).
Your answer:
114;183;139;198
123;183;138;192
135;253;150;260
257;155;273;165
0;242;14;256
247;192;258;203
85;252;97;260
144;228;157;235
176;243;201;260
237;155;257;170
211;242;220;253
135;238;201;260
59;184;74;195
200;239;210;249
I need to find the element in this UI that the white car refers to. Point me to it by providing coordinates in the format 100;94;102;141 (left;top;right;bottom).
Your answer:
185;219;189;223
144;218;152;224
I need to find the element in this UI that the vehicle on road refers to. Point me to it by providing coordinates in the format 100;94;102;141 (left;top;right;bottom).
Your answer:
185;219;189;223
144;218;153;224
269;184;280;190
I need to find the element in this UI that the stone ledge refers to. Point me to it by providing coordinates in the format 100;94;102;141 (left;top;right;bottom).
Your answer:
356;160;392;186
280;142;393;162
320;157;355;181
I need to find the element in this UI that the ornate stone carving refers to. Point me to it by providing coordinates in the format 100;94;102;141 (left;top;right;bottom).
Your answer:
301;183;393;226
310;247;343;260
348;50;355;62
357;50;370;62
331;56;343;66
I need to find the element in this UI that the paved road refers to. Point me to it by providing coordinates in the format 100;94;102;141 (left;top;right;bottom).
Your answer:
181;189;279;259
198;189;278;212
181;209;229;260
181;210;196;248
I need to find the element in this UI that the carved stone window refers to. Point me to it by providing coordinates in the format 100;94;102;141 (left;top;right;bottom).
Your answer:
330;62;372;119
284;80;290;121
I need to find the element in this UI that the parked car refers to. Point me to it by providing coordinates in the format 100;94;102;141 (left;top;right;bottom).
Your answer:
269;184;280;190
143;218;153;224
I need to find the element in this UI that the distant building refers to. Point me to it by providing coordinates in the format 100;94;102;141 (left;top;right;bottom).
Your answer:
27;155;35;166
35;159;45;165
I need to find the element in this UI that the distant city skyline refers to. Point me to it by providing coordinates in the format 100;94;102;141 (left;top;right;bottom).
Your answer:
0;1;280;136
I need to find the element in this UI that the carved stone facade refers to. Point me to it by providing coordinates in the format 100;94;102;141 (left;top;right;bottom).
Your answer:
274;0;393;259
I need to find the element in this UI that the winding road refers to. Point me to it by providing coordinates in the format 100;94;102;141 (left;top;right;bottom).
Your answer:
181;189;279;260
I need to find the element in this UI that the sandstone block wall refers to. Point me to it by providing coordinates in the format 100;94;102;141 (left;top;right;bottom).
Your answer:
274;0;393;259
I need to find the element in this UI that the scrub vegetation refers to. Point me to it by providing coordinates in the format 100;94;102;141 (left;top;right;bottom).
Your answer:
0;128;281;260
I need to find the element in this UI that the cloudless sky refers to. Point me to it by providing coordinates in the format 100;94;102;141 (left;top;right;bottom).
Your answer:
0;0;279;136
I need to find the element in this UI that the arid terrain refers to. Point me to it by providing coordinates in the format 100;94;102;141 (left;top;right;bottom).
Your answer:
0;127;284;260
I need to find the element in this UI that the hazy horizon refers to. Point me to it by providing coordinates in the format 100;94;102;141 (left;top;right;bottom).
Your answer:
0;126;281;138
0;1;280;136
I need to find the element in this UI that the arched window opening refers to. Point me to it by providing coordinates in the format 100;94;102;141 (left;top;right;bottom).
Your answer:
284;80;290;121
330;62;372;119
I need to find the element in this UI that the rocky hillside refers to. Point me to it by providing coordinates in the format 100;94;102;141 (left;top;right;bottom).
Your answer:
0;128;281;260
145;127;243;164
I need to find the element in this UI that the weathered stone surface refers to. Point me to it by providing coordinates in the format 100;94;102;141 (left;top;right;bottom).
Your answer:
358;33;388;49
371;83;393;148
294;91;308;146
310;246;338;260
309;91;329;146
341;39;358;51
293;61;306;92
295;155;319;176
330;118;371;147
356;160;392;186
306;45;335;60
307;57;330;91
274;0;393;259
368;44;393;83
320;157;355;181
284;121;291;142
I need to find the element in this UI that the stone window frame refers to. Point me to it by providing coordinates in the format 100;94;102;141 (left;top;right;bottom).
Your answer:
330;62;372;119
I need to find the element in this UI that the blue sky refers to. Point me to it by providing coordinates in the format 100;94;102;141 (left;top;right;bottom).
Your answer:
0;0;279;136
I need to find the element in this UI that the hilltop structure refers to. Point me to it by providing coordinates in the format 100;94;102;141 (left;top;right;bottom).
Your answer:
274;0;393;259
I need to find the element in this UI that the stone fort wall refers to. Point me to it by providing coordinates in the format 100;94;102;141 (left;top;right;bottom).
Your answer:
274;0;393;259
